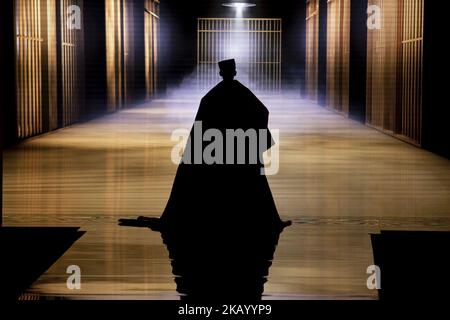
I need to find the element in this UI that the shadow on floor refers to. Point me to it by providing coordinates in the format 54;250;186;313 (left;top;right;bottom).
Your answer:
119;216;285;301
371;230;450;301
0;227;85;301
162;225;283;301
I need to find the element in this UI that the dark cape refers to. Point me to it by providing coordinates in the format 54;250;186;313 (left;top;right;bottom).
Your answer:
160;80;284;232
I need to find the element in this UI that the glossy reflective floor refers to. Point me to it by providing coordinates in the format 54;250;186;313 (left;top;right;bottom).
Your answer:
3;92;450;299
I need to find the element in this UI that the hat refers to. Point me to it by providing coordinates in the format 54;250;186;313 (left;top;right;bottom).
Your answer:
218;59;236;72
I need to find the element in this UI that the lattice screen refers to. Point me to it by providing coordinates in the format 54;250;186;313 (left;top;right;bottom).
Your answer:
401;0;423;144
197;18;282;93
366;0;424;145
15;0;46;138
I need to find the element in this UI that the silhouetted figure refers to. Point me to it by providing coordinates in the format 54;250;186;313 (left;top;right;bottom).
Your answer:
119;59;291;300
134;59;289;232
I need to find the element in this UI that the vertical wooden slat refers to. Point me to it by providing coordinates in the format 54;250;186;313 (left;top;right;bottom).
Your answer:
15;0;60;138
47;0;56;130
17;0;28;138
24;0;29;137
32;0;37;135
197;18;282;93
35;0;39;133
31;0;35;136
14;0;18;137
19;0;23;137
37;0;42;133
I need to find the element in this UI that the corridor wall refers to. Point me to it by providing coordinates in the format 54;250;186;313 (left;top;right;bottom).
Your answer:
0;0;16;225
59;0;85;127
313;0;445;156
305;0;327;104
305;0;319;101
366;0;423;146
145;0;159;99
4;0;161;145
106;0;159;111
12;0;85;140
326;0;350;115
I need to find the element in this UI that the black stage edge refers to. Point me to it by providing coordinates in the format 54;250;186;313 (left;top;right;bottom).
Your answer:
5;300;445;319
371;230;450;301
0;227;85;301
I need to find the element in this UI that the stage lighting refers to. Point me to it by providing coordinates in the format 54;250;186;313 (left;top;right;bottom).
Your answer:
222;2;256;9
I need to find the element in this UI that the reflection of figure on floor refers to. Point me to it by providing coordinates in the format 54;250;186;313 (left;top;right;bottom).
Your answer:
161;224;283;301
120;216;284;300
119;58;291;300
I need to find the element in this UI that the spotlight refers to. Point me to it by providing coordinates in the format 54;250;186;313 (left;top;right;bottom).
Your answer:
222;2;256;9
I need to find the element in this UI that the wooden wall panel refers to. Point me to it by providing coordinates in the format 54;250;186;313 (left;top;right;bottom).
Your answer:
366;0;423;146
366;0;399;132
145;0;159;99
46;0;58;131
326;0;350;114
59;0;84;127
14;0;84;138
106;0;123;112
1;0;16;224
14;0;58;138
12;0;154;143
15;0;44;138
123;0;135;105
400;0;423;145
305;0;319;101
107;0;150;110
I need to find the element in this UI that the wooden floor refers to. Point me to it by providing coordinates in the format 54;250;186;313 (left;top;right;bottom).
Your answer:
3;93;450;300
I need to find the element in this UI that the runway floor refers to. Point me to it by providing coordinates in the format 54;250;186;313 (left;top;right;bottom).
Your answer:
3;92;450;300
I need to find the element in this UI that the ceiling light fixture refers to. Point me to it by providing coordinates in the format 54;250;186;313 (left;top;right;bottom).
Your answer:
222;2;256;9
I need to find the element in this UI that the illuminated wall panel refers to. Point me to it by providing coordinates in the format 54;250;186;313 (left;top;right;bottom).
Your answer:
107;0;156;110
46;0;58;131
305;0;319;101
123;0;136;106
400;0;423;145
197;18;282;93
326;0;350;114
366;0;423;146
14;0;84;139
15;0;45;138
366;0;399;132
106;0;123;111
60;0;84;127
145;0;159;99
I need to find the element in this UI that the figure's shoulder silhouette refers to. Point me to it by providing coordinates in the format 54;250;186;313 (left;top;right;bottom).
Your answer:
198;60;269;128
